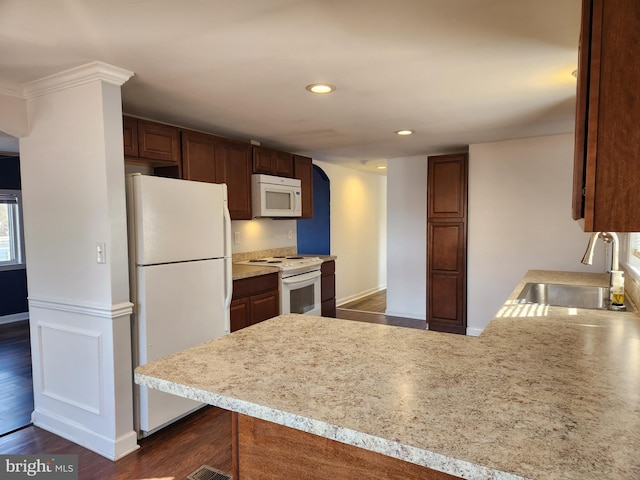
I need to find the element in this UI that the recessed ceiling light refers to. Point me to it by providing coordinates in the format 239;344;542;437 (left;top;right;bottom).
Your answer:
377;166;387;170
306;83;336;94
395;129;414;136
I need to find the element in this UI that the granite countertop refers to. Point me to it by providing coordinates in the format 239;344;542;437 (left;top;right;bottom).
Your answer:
135;270;640;480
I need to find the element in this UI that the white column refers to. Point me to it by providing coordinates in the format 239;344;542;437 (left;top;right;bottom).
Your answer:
18;62;138;460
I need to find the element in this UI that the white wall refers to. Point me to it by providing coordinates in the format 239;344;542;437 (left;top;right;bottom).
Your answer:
467;134;606;335
314;160;387;305
386;155;428;319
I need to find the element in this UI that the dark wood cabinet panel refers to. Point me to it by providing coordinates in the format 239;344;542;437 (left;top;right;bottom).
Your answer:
252;146;294;178
123;116;138;157
248;290;280;326
321;260;336;317
181;130;252;220
137;119;181;164
427;154;467;335
234;413;461;480
231;273;279;331
230;297;250;332
215;140;252;220
181;130;217;183
294;155;314;219
428;154;467;218
572;0;640;231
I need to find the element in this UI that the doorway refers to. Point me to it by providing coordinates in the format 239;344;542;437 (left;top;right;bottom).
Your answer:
0;154;32;436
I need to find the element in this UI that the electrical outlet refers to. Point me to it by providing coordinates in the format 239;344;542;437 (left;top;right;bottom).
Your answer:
234;232;240;245
288;230;293;240
96;242;106;264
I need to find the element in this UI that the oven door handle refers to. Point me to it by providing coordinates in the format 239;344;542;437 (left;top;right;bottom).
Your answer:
281;270;322;285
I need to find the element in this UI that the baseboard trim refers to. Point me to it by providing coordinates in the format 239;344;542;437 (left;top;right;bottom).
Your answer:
32;408;139;460
466;327;484;337
0;312;29;325
336;285;386;306
384;309;425;321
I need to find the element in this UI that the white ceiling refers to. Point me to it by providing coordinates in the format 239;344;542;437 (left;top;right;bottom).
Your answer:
0;0;581;174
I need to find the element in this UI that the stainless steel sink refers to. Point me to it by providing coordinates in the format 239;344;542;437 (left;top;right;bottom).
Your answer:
517;283;610;310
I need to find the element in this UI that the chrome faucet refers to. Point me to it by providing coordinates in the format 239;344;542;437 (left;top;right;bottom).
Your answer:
581;232;625;309
581;232;619;271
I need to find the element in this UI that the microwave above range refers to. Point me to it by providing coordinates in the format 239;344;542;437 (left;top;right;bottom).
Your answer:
251;174;302;218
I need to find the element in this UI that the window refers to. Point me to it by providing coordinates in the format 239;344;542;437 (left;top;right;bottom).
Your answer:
0;190;25;270
627;232;640;276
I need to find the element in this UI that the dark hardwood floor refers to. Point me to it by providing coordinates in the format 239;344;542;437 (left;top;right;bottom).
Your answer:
336;290;426;330
338;289;386;313
0;320;33;436
0;406;233;479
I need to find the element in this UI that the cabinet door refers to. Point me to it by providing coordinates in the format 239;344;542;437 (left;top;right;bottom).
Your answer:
249;290;280;326
274;151;294;177
182;130;217;183
230;297;250;332
252;147;274;174
427;154;467;335
294;155;314;219
572;0;640;231
123;116;138;157
137;119;181;163
216;140;252;220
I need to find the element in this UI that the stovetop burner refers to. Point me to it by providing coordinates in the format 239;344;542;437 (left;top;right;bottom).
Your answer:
239;255;324;273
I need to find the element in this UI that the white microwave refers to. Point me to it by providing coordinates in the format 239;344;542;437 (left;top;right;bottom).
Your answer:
251;174;302;218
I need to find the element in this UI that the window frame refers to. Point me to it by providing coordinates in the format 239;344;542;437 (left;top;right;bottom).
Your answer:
625;232;640;281
0;189;26;271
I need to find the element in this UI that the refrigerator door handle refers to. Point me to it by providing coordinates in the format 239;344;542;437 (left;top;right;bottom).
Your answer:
224;257;233;310
222;187;233;311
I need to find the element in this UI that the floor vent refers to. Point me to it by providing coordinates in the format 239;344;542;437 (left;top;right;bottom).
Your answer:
186;465;232;480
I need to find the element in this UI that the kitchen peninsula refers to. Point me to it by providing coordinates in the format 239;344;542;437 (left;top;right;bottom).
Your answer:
135;270;640;480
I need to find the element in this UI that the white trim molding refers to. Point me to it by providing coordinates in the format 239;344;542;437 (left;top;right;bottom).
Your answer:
29;296;133;319
0;312;29;325
22;61;134;99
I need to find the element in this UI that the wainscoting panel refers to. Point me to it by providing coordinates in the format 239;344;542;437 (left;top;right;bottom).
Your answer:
38;322;103;414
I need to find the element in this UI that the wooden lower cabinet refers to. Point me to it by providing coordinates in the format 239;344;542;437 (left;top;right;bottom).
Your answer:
230;273;279;332
232;413;461;480
321;260;336;317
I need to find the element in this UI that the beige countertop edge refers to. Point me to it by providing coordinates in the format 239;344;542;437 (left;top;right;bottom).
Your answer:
135;270;640;480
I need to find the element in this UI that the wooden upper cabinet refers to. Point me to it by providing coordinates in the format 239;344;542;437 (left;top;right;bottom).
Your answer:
294;155;313;219
572;0;640;232
252;146;294;178
123;116;138;157
215;139;252;220
137;119;181;164
123;116;181;165
427;154;467;219
181;130;217;183
182;130;252;220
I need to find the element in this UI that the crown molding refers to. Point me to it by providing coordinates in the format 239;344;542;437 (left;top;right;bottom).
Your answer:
0;80;25;98
22;61;134;99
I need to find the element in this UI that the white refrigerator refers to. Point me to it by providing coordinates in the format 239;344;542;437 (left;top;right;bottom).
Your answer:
127;173;232;436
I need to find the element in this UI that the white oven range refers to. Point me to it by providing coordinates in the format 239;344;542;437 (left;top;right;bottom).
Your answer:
239;256;324;315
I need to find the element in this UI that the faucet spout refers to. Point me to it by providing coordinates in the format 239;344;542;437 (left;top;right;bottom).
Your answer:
581;232;601;266
580;232;620;271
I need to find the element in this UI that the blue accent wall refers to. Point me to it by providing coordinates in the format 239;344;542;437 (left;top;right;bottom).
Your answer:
0;156;28;318
297;165;330;255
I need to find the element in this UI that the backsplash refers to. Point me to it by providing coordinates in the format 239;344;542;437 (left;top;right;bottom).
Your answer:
230;219;297;254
